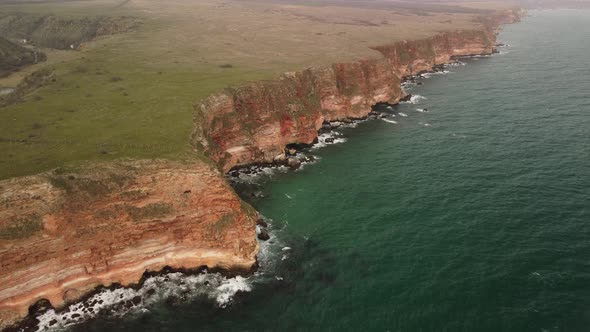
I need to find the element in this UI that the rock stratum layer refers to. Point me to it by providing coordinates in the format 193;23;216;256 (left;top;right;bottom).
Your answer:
192;9;523;173
0;8;522;331
0;160;257;329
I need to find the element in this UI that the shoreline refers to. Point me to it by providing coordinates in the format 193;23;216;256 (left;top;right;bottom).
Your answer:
0;8;524;331
222;50;508;178
5;263;259;332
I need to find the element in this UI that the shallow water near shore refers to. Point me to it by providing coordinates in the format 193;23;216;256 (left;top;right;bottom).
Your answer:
51;9;590;332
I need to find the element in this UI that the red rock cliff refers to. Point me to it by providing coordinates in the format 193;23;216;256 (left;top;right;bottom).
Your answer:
192;9;523;173
0;160;258;329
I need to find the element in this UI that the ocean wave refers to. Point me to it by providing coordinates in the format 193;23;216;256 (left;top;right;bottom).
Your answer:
419;70;451;79
36;271;254;331
398;112;408;117
381;118;397;124
445;61;466;67
410;95;427;104
227;164;290;185
311;131;347;150
400;94;427;105
253;219;292;283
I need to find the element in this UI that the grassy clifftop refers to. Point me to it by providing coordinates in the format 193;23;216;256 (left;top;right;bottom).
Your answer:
0;0;516;180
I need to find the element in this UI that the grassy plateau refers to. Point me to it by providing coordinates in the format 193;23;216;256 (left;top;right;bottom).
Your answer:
0;0;515;179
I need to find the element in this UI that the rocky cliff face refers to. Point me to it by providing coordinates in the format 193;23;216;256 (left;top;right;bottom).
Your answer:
0;160;258;329
0;37;45;78
192;9;522;173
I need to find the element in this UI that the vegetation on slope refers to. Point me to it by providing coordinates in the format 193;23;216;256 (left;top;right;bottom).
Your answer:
0;36;45;77
0;13;138;49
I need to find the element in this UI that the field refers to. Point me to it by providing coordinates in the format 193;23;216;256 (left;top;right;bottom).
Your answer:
0;0;512;179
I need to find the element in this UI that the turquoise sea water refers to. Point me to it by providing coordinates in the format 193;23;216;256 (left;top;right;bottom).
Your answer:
64;9;589;332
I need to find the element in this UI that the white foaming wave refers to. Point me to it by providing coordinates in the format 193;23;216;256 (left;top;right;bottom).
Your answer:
434;70;451;75
410;95;427;104
419;122;432;127
398;112;408;117
445;61;466;67
470;54;491;58
254;219;291;283
382;118;397;124
296;154;319;171
36;271;253;331
215;276;251;307
228;164;289;185
400;94;426;105
415;108;426;113
312;131;347;150
340;121;363;128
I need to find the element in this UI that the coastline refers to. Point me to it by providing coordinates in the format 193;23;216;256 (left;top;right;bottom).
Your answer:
0;8;524;331
191;9;524;174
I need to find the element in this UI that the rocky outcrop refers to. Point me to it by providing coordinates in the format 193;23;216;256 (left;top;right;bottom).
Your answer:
0;36;45;78
0;160;258;329
191;9;523;173
0;14;138;50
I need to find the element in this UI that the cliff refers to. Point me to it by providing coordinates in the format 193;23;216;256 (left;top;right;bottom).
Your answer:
0;7;523;331
0;160;258;329
192;8;523;173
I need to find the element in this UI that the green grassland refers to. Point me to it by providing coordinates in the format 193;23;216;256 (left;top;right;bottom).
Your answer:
0;0;506;179
0;1;276;178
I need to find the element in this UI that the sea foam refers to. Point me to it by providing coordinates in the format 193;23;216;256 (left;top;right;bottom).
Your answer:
35;271;254;331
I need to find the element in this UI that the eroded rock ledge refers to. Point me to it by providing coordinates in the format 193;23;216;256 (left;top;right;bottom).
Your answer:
0;8;522;331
